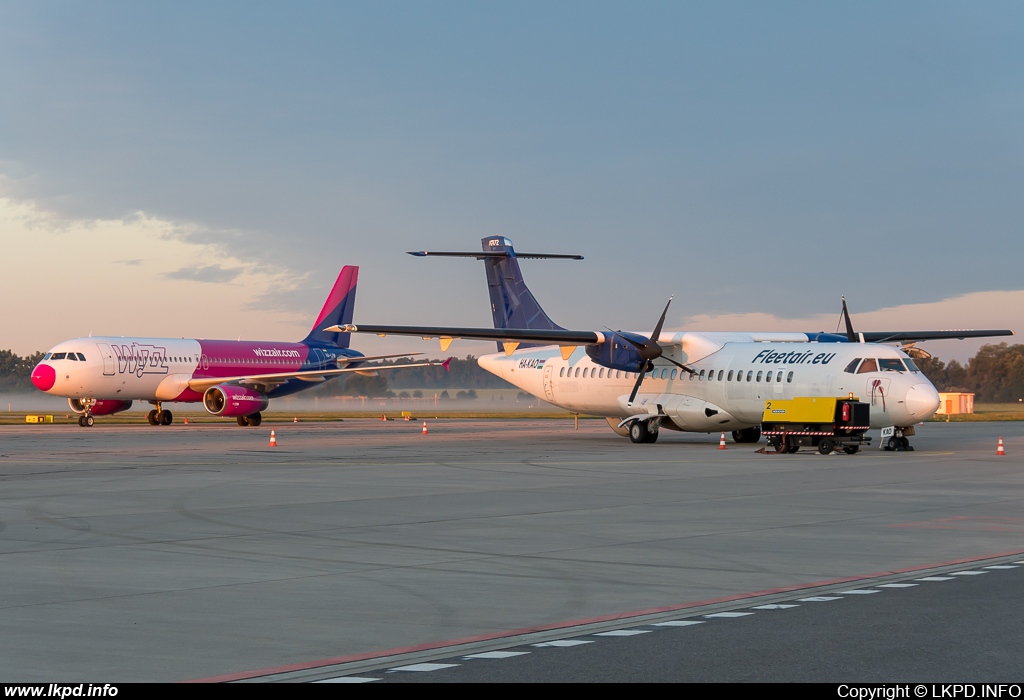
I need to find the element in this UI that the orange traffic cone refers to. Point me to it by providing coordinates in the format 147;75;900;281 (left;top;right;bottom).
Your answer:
718;432;728;450
269;429;277;447
422;421;428;435
293;416;298;423
184;416;188;425
997;436;1005;456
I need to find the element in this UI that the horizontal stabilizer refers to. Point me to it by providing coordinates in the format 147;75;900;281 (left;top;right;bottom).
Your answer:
407;250;583;260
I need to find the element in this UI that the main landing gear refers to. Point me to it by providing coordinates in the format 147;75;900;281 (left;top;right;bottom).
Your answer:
628;420;659;444
732;427;762;444
147;403;173;426
236;412;263;427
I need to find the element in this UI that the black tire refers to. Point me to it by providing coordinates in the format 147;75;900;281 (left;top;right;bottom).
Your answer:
78;415;86;427
147;409;159;426
843;445;860;455
85;415;94;427
900;436;911;450
629;421;649;444
732;427;762;444
886;436;899;451
159;410;173;426
248;412;262;427
645;427;659;443
818;439;835;455
236;416;249;427
787;443;800;453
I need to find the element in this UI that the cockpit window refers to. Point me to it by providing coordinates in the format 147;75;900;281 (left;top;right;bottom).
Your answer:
879;359;906;372
904;358;920;372
43;353;52;360
51;352;67;360
844;359;861;373
856;358;878;373
67;353;78;361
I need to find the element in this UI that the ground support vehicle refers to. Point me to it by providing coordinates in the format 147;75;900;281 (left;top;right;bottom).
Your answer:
760;397;872;455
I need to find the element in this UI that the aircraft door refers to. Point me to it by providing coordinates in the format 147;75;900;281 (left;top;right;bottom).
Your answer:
96;343;115;376
543;364;555;403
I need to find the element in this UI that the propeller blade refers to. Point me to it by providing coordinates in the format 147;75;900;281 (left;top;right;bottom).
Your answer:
647;296;673;353
627;366;647;405
664;357;697;375
841;295;856;343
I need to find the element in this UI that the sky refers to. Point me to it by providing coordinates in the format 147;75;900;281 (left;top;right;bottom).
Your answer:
1;1;1022;363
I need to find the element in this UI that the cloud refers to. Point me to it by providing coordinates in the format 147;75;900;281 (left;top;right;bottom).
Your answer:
163;264;243;283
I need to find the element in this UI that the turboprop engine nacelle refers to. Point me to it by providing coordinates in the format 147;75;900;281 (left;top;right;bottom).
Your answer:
585;332;647;372
203;385;269;417
69;398;134;415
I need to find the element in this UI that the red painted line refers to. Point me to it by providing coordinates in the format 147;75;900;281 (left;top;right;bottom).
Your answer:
185;547;1024;683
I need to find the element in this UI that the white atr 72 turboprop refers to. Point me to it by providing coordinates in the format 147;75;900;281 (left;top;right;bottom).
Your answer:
334;238;1013;449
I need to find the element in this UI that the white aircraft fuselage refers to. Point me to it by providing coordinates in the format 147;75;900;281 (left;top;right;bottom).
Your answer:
479;332;940;432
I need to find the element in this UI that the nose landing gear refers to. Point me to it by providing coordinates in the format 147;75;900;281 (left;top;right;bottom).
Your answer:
881;426;915;451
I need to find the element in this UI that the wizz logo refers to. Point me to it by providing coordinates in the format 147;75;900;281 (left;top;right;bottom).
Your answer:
113;343;169;378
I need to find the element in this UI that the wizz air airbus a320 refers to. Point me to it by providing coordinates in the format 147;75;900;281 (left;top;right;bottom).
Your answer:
30;266;444;427
336;238;1012;450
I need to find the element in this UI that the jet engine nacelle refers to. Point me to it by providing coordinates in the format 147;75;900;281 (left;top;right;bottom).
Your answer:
203;385;269;417
69;398;134;415
586;332;647;372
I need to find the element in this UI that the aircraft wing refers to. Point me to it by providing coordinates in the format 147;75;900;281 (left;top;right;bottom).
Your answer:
187;358;449;393
327;323;604;357
859;330;1014;343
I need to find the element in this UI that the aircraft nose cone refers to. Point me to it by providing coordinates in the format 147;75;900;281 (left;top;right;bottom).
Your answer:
31;363;56;392
906;383;940;420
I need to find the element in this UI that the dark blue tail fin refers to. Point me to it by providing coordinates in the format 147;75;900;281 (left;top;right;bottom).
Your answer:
303;266;358;347
480;237;565;334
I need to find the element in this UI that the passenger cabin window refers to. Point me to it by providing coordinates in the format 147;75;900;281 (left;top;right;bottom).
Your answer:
699;369;705;379
879;359;906;372
574;367;580;378
718;370;724;381
559;367;565;377
776;371;783;382
756;371;763;382
727;370;733;381
746;370;753;381
671;369;677;380
787;371;793;383
857;359;878;374
844;358;862;373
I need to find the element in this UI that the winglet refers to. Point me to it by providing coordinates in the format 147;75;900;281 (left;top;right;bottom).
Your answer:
442;357;452;372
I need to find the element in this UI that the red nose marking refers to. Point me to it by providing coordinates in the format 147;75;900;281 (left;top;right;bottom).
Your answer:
31;364;56;391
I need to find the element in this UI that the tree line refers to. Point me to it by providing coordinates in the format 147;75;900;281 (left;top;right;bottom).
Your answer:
5;344;1024;401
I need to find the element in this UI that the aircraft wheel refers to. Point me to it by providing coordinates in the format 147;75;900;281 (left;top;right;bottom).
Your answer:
159;410;173;426
629;421;649;444
236;416;250;427
900;437;911;450
645;427;659;443
248;412;262;427
78;415;86;427
85;415;94;427
886;436;899;451
147;409;159;426
732;427;762;444
818;439;835;455
843;445;860;455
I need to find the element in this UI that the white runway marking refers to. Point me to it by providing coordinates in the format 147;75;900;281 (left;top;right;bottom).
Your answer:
878;583;918;588
751;604;799;610
840;589;881;594
984;565;1018;570
533;639;593;647
595;629;651;637
915;576;954;581
798;596;843;602
389;663;460;672
653;620;705;627
316;676;379;683
951;570;987;575
464;651;530;659
704;612;754;618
